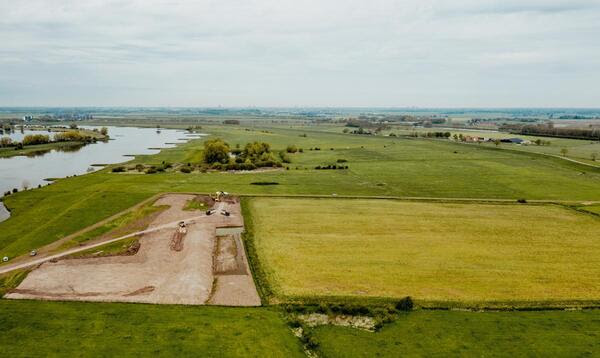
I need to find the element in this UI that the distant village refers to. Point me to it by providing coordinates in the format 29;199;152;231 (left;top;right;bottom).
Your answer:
21;113;93;122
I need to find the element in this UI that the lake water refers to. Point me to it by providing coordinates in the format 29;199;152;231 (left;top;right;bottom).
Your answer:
0;126;204;217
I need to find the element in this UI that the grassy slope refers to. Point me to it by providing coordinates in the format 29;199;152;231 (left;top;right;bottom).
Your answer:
313;310;600;357
0;300;304;357
56;201;168;251
1;124;599;258
249;198;600;305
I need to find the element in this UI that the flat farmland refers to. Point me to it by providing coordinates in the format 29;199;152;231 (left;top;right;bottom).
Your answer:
248;198;600;305
312;310;600;357
0;300;304;357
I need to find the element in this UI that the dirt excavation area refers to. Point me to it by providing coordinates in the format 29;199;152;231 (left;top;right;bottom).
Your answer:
6;194;260;306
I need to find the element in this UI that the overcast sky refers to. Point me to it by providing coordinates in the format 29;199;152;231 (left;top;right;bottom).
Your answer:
1;0;599;107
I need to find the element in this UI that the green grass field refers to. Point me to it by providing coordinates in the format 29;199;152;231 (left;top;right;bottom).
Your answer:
312;310;600;357
0;300;304;357
2;124;599;260
389;126;600;166
248;197;600;306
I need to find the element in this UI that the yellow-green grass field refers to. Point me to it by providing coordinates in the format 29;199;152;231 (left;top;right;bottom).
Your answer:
249;198;600;306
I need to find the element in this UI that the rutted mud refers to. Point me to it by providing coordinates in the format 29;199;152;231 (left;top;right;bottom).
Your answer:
7;194;260;306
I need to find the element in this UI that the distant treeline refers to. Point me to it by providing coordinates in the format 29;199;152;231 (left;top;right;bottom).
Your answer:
501;123;600;140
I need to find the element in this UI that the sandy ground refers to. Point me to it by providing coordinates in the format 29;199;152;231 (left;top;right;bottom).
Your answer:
7;194;260;306
209;234;261;306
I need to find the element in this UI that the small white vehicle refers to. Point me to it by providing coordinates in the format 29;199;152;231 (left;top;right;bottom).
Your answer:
30;250;38;257
2;256;8;262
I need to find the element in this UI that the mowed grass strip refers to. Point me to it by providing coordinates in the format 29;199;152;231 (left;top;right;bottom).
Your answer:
0;300;304;357
312;310;600;357
249;198;600;304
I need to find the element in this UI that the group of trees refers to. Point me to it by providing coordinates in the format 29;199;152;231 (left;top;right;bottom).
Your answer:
54;131;96;143
503;123;600;141
0;127;108;150
202;138;284;170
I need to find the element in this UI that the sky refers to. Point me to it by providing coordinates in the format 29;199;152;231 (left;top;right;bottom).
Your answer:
1;0;599;107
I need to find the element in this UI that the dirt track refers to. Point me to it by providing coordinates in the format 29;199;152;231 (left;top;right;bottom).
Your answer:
7;194;260;306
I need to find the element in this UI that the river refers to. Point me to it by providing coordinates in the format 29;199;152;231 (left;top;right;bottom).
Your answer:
0;126;204;221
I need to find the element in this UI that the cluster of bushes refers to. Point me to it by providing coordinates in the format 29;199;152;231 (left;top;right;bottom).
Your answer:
315;164;348;170
54;131;97;143
532;139;552;146
0;137;13;147
202;138;284;170
112;162;173;174
286;145;299;153
22;134;50;145
284;297;414;331
348;127;373;135
0;129;107;150
3;188;19;196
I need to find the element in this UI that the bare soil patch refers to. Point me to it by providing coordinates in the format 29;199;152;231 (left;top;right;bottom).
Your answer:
7;194;260;306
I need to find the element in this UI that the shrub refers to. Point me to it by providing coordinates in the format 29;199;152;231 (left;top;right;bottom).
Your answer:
145;166;157;174
111;166;125;173
180;166;192;173
337;159;347;163
279;151;291;163
286;145;298;153
395;296;414;311
517;198;527;203
22;134;50;145
0;137;12;147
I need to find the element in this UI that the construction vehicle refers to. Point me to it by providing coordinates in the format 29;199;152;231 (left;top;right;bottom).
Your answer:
213;191;230;202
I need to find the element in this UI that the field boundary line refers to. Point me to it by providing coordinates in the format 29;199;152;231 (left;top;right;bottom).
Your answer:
237;194;600;205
